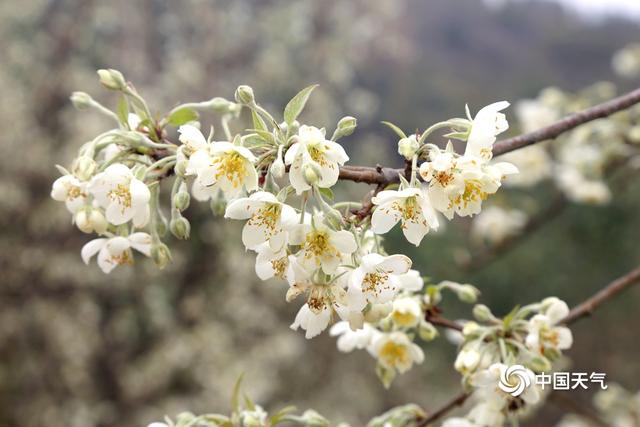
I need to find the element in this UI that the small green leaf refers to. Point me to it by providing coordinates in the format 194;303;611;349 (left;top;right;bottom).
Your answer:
318;187;334;201
251;109;268;132
381;121;407;139
284;84;318;126
231;373;244;414
167;107;199;127
269;406;297;425
117;96;130;127
243;393;255;411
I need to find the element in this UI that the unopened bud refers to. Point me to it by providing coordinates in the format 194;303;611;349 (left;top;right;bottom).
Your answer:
170;216;191;240
173;187;190;212
70;92;93;110
530;355;552;372
206;97;238;114
334;116;357;139
456;284;480;304
472;304;494;322
270;149;285;179
210;197;227;216
72;156;97;181
234;85;255;104
462;321;480;337
97;69;126;91
151;243;172;269
418;320;438;341
303;163;322;186
398;135;420;160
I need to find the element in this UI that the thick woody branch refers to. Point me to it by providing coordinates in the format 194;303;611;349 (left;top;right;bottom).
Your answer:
335;87;640;186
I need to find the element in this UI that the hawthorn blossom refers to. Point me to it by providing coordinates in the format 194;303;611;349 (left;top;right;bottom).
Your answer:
347;253;412;316
371;187;439;246
389;296;422;328
81;232;152;273
225;191;298;251
88;164;151;227
465;101;510;161
420;153;517;220
254;242;289;280
51;175;88;213
288;217;357;275
526;298;573;355
284;125;349;194
369;331;424;374
329;321;378;353
397;269;424;292
184;127;258;197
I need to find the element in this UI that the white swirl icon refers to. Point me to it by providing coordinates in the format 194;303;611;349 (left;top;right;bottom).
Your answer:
498;365;531;397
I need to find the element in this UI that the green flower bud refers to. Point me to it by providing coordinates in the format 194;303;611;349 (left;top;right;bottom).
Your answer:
173;189;190;212
529;355;552;372
418;320;438;341
151;242;172;269
302;163;322;186
456;284;480;304
72;156;97;181
97;68;127;91
335;116;357;138
205;97;238;114
235;85;255;105
472;304;494;322
70;91;93;110
170;216;191;240
397;135;420;160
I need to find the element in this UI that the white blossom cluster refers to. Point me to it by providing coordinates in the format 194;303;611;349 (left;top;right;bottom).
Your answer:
52;69;582;427
444;297;574;427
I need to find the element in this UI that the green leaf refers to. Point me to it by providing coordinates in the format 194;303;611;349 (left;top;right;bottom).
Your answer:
117;96;130;127
381;121;407;139
243;393;255;411
318;187;334;201
231;373;244;414
247;129;275;145
251;109;268;132
167;107;199;127
284;84;318;126
269;406;297;425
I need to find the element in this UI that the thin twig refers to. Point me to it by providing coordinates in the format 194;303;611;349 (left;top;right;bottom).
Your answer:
415;392;471;426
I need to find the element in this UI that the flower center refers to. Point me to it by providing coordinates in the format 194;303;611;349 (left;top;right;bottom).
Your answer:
110;249;133;266
453;179;488;208
304;231;334;257
108;183;132;210
212;152;247;187
67;185;85;201
392;310;417;327
379;341;409;367
248;204;281;236
434;171;455;187
270;257;288;279
362;270;391;300
307;144;328;166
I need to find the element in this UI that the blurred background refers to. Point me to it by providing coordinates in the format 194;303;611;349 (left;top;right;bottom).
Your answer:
1;0;639;426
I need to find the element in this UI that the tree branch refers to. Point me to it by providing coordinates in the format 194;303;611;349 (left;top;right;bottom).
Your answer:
415;391;471;427
334;87;640;186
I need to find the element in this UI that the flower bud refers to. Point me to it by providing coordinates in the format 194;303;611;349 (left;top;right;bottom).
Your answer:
270;148;285;179
397;135;420;160
151;243;172;269
206;97;237;114
234;85;255;105
456;284;480;304
173;187;190;212
89;209;108;234
97;69;127;91
74;209;93;234
530;355;552;372
302;163;322;186
70;91;93;110
298;410;330;427
334;116;357;139
210;197;227;216
627;125;640;144
170;216;191;240
472;304;494;322
418;320;438;341
462;321;480;337
72;156;97;181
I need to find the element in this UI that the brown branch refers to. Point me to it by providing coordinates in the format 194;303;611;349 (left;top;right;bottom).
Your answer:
333;87;640;186
562;265;640;325
415;391;471;427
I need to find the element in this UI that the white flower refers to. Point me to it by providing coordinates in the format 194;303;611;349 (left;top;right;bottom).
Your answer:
51;175;88;213
420;154;517;220
370;331;424;373
471;206;527;245
329;321;378;352
526;298;573;355
284;125;349;194
88;164;151;227
254;242;288;280
471;363;540;409
397;269;424;292
290;303;332;339
184;127;258;197
147;423;169;427
556;168;611;205
442;418;479;427
371;187;439;246
288;217;357;274
225;191;298;251
515;99;558;134
397;134;420;160
81;233;152;273
389;297;422;328
465;101;510;161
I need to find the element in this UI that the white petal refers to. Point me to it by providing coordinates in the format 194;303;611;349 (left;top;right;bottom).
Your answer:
330;230;357;254
81;238;107;264
371;202;401;234
128;233;152;256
